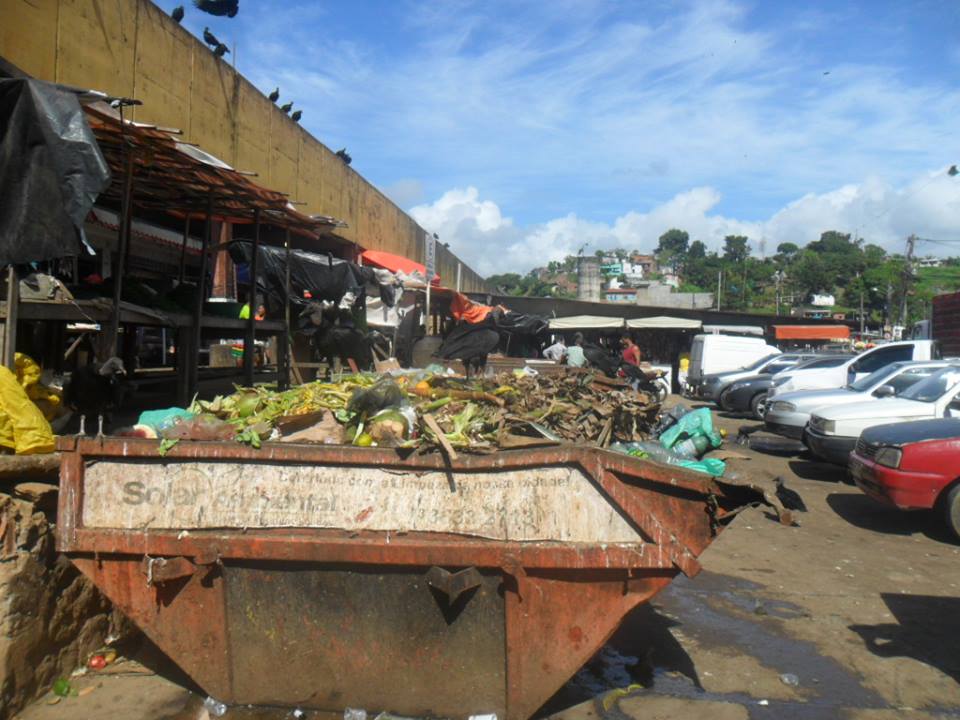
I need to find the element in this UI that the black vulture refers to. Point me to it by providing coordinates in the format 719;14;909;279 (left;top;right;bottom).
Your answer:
280;101;293;114
214;42;229;57
202;26;220;47
335;148;352;165
193;0;239;17
64;357;126;436
582;343;618;377
436;325;500;377
291;110;302;122
171;5;185;22
774;476;807;512
268;87;280;102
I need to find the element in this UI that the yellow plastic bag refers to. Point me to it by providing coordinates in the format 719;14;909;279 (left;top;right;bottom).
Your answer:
14;353;61;420
0;365;55;454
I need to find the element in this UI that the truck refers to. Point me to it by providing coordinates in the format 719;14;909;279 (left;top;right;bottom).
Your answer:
932;290;960;357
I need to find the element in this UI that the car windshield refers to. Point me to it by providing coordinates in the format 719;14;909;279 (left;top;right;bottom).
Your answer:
847;363;905;392
747;354;780;371
898;367;960;403
793;356;849;370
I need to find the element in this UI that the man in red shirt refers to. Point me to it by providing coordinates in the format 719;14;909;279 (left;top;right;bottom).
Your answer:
620;336;642;367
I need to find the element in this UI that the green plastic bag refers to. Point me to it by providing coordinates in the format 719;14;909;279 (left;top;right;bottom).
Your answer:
659;407;722;454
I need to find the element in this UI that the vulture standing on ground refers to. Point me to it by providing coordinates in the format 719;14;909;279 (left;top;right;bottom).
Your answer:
268;87;280;102
774;476;807;512
214;42;230;57
193;0;239;17
280;101;293;114
171;5;185;22
335;148;352;165
64;357;127;436
291;110;302;122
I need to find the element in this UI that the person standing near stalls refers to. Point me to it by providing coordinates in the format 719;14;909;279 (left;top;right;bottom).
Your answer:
542;337;567;363
620;335;642;367
565;333;587;368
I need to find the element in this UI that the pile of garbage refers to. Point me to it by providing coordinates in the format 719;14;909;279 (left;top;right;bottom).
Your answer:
122;368;663;456
122;370;732;476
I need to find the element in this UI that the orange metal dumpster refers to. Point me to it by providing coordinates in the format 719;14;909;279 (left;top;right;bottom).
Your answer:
57;437;756;719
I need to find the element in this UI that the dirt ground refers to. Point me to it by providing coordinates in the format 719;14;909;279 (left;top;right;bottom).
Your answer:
14;399;960;720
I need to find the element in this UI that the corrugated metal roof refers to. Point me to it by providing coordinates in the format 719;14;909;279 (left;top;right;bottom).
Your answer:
83;103;346;240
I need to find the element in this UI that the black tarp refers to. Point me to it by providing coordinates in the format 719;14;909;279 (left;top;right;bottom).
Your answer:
0;79;110;266
228;241;398;312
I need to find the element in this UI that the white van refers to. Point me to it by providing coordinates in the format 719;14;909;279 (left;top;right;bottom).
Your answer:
686;334;781;392
767;340;940;400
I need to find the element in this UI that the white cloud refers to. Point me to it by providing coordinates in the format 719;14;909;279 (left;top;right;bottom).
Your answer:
412;168;960;276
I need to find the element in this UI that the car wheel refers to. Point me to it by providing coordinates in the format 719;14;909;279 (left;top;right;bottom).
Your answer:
718;388;732;411
942;482;960;541
750;392;768;420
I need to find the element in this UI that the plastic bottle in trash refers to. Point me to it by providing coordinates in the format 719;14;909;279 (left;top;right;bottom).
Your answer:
672;434;711;459
203;697;228;717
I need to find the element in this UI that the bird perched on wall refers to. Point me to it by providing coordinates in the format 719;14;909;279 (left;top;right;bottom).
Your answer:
64;357;127;437
268;87;280;102
202;27;220;47
214;42;230;57
291;110;302;122
335;148;352;165
193;0;238;17
280;101;293;114
171;5;185;22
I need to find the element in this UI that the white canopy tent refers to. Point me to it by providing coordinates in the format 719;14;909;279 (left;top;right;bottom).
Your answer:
549;315;625;330
626;315;702;330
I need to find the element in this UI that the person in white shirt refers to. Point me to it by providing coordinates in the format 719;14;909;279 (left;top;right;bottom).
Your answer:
543;338;566;362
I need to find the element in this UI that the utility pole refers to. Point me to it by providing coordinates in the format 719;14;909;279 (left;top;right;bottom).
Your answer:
717;270;722;311
857;272;865;336
898;234;916;328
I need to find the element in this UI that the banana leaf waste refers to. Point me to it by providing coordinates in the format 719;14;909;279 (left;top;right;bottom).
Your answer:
128;369;663;455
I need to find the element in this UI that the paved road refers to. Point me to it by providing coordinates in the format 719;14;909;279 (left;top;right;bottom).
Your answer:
16;399;960;720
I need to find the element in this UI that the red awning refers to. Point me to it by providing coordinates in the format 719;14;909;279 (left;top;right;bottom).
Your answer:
361;249;439;284
773;325;850;340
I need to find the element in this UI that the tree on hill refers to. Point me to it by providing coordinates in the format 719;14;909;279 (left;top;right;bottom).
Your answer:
655;229;690;276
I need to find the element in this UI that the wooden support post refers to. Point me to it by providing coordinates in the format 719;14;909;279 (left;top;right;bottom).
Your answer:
110;152;135;358
279;227;292;389
242;209;260;387
2;266;19;369
189;194;214;400
178;215;191;284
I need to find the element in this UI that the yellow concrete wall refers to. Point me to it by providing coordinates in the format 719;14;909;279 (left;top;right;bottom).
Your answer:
0;0;488;292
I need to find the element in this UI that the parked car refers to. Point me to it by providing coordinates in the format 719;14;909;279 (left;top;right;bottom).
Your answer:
722;355;851;419
764;361;951;439
685;334;780;394
805;364;960;464
698;353;815;403
767;339;940;400
849;418;960;540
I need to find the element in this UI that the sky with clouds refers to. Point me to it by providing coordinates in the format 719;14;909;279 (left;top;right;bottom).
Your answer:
158;0;960;276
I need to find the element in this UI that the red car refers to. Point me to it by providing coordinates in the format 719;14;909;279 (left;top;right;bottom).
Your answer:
849;418;960;540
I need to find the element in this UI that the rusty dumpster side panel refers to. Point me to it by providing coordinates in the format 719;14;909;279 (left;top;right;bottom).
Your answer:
56;438;746;719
